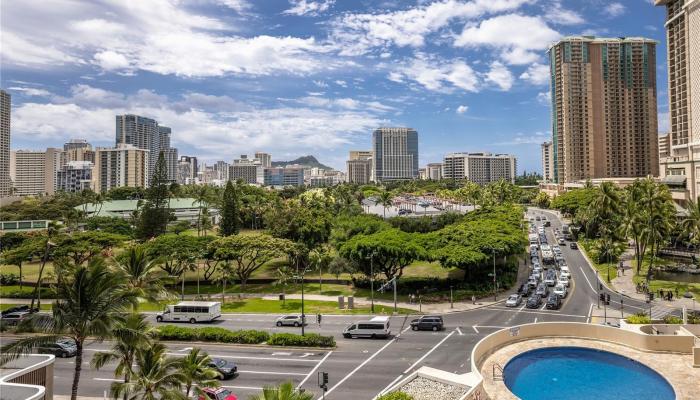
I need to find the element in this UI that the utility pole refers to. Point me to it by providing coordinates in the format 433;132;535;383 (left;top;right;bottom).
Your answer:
370;251;375;313
450;285;454;309
393;277;397;314
493;248;497;301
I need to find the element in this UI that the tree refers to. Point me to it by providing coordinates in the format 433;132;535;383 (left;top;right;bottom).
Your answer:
52;231;127;265
0;238;42;290
177;348;220;397
219;180;241;236
85;216;133;236
375;190;394;219
250;381;313;400
679;196;700;246
168;220;192;235
211;233;292;288
192;185;213;237
111;342;187;400
340;229;426;281
30;221;61;310
115;246;171;308
587;181;622;238
328;257;351;280
593;236;626;282
198;207;214;236
533;192;551;208
136;152;174;240
1;258;138;400
91;313;155;398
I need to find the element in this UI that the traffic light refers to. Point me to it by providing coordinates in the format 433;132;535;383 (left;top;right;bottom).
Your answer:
322;372;328;385
599;293;605;302
605;293;611;305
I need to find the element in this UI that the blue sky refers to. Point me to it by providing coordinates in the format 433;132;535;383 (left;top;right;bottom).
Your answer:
1;0;667;173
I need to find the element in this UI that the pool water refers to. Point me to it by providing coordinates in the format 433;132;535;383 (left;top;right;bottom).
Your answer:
503;347;675;400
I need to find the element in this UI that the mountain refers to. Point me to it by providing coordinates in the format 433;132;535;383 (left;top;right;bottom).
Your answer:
271;155;333;170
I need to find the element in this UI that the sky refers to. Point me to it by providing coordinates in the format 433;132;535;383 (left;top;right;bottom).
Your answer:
1;0;667;173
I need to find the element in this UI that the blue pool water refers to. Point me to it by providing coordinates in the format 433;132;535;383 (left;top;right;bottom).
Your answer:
503;346;675;400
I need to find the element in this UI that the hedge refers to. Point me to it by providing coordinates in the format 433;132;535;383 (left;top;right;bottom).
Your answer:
267;333;336;348
376;393;413;400
625;313;651;324
154;326;335;347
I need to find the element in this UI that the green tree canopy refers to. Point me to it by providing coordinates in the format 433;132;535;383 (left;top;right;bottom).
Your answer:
339;229;426;280
52;231;127;265
211;233;293;287
219;180;241;236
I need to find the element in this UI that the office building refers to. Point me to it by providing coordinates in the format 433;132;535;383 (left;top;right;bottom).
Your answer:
659;134;671;159
0;89;10;197
177;156;198;185
94;144;149;193
426;163;443;180
308;170;345;187
541;141;555;182
63;139;95;163
347;158;372;184
56;161;93;193
116;115;177;185
255;152;272;168
548;36;659;183
349;150;373;161
443;152;517;185
230;155;262;184
263;167;304;187
372;127;418;182
656;0;700;206
214;161;230;181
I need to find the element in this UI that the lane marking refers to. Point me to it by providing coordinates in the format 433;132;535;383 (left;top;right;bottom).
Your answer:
456;327;463;336
587;303;595;323
533;317;538;323
221;385;264;391
93;378;121;382
473;325;508;329
402;330;456;374
484;306;587;319
296;350;333;389
163;352;321;363
375;374;405;399
238;370;308;376
472;326;479;334
325;338;398;396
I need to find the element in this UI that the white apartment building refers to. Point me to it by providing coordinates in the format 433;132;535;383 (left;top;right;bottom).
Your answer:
541;142;554;183
94;144;149;193
443;152;517;185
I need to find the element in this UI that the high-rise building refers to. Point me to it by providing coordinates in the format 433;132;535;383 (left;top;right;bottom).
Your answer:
658;134;671;159
541;142;555;183
263;167;304;187
177;156;198;184
0;89;10;197
255;152;272;168
656;1;700;205
372;127;418;182
214;161;230;181
548;36;659;183
426;163;443;180
349;150;373;161
56;161;93;193
44;147;63;195
10;150;46;196
116;115;177;185
63;139;95;164
347;159;372;184
94;144;149;193
443;152;517;185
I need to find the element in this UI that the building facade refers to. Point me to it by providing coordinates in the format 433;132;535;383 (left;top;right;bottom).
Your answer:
10;150;46;196
657;0;700;206
541;141;555;182
659;133;671;159
94;144;149;193
177;156;198;185
56;161;93;193
63;139;95;164
426;163;443;180
263;167;304;187
548;36;659;183
372;127;418;182
116;115;177;185
255;152;272;168
1;89;11;197
346;158;372;184
443;152;517;184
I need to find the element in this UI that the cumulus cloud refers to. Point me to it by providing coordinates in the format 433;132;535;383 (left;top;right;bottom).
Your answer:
520;63;550;85
456;105;468;114
536;91;551;106
389;56;480;93
7;87;52;97
485;61;514;91
283;0;335;16
545;1;584;25
605;3;626;18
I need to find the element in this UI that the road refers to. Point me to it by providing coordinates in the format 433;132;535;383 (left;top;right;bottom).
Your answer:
17;208;685;399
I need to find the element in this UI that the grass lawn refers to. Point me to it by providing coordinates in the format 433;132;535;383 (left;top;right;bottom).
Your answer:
180;282;354;297
0;303;52;311
632;254;700;301
579;238;618;282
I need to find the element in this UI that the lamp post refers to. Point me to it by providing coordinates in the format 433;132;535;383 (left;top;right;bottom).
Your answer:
492;248;497;302
370;251;375;313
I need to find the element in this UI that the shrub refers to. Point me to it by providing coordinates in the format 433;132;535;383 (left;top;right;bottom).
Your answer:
377;392;413;400
662;315;683;324
625;313;651;324
155;325;199;341
267;333;336;348
0;274;20;285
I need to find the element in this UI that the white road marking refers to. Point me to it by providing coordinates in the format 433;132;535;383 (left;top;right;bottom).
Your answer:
164;352;321;363
375;374;405;399
299;352;315;358
579;261;597;293
94;378;121;382
473;325;508;330
403;330;456;374
518;304;526;312
472;326;479;334
587;303;595;323
533;317;538;323
238;370;307;376
456;327;463;336
272;352;292;356
485;306;587;319
296;350;333;389
221;385;264;391
325;338;398;396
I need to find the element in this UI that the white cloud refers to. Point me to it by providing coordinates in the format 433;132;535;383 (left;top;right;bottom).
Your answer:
495;131;550;145
536;91;551;106
313;80;329;88
2;0;338;77
520;63;550;85
545;2;584;25
485;61;514;91
215;0;252;13
335;80;348;87
283;0;335;16
330;0;534;55
605;3;626;18
456;105;468;114
389;56;480;93
455;14;561;65
7;87;52;97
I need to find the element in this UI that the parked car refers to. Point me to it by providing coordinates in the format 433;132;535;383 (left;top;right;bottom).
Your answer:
1;311;32;326
553;283;567;298
36;338;77;358
570;242;578;250
208;358;238;379
410;316;444;331
196;388;238;400
546;294;562;310
526;295;542;309
535;216;541;221
536;283;549;298
544;221;551;227
275;315;306;327
505;294;522;307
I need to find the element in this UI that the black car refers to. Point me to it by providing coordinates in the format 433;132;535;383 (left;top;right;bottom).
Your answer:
36;338;78;358
209;358;238;379
1;305;36;316
526;295;541;309
546;294;561;310
570;242;578;250
517;284;530;296
535;283;549;298
410;316;444;331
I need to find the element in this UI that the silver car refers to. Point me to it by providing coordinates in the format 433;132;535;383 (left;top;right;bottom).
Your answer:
275;315;306;327
505;294;522;307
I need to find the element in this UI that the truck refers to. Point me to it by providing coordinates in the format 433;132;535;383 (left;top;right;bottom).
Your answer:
540;244;555;265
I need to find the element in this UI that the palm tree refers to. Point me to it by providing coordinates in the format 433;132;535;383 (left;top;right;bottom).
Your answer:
1;258;138;400
91;313;155;398
593;236;625;282
589;181;621;237
193;186;211;236
375;190;393;218
177;348;221;397
116;246;171;309
679;196;700;246
638;179;675;279
250;381;313;400
111;342;187;400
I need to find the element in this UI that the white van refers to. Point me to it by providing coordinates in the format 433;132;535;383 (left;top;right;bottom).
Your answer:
156;301;221;324
342;316;391;339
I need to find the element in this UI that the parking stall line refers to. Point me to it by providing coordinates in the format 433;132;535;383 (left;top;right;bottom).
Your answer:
296;350;333;389
221;385;264;391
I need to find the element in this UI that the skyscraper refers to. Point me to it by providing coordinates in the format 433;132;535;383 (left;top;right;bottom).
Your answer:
177;156;198;185
657;1;700;205
372;127;418;182
548;36;659;183
541;142;554;183
255;152;272;168
0;89;10;197
63;139;95;164
116;115;177;185
94;144;149;193
347;150;373;184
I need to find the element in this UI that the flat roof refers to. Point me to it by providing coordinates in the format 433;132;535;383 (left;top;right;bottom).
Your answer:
174;301;220;307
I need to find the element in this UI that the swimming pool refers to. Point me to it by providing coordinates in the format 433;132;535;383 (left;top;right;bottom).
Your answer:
503;346;675;400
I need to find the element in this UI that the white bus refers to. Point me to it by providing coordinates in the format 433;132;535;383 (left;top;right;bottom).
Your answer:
156;301;222;324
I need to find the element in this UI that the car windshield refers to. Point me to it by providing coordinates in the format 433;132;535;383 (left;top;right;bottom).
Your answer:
508;295;518;301
216;389;232;400
214;359;227;367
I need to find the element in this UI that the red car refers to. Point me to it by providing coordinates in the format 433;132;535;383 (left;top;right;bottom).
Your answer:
197;388;237;400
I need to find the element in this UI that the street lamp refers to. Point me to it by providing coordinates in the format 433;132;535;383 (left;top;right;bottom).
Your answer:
492;248;497;302
370;251;376;313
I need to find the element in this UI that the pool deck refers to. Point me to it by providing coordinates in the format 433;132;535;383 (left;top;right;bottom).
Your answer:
480;337;700;400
